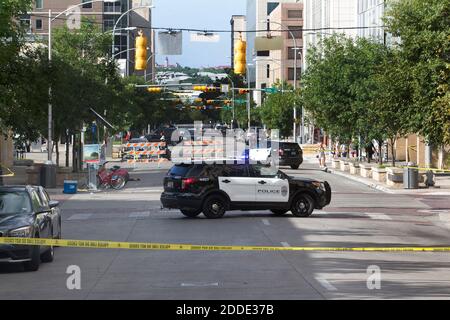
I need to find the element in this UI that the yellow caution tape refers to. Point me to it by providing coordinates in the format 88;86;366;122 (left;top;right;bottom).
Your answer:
0;163;15;177
402;166;450;173
1;237;450;252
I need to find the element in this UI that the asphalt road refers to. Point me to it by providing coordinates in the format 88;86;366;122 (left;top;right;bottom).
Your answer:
1;160;450;300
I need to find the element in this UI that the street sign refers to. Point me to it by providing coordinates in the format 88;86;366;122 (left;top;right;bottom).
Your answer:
263;87;279;94
220;84;229;93
235;99;247;104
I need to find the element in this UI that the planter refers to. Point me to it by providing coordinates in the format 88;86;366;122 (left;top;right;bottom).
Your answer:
360;164;373;178
26;165;88;187
349;162;360;175
386;167;403;188
331;159;341;169
372;167;387;182
340;160;350;172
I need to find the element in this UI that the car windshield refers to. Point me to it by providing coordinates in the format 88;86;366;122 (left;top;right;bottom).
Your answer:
0;191;32;215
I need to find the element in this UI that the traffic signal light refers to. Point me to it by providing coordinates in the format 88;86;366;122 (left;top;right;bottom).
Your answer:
239;89;250;94
193;86;207;91
135;30;147;71
147;87;162;93
234;35;246;75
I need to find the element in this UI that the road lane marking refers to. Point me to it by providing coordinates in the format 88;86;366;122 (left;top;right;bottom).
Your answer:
281;242;290;247
315;278;337;291
181;282;219;287
129;212;150;218
67;214;92;221
365;213;392;220
262;219;270;226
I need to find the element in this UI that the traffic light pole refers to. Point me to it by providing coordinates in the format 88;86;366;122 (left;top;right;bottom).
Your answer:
111;5;154;72
48;10;52;162
246;66;251;130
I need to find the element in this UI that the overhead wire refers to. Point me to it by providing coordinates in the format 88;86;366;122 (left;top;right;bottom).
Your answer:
26;12;386;34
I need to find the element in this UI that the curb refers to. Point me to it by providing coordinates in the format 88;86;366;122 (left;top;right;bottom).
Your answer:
326;168;395;194
326;167;450;196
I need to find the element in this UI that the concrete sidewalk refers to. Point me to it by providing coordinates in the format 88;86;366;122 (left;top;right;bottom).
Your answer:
304;157;450;196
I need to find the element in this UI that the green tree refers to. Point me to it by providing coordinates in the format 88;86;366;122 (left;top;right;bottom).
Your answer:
368;49;414;166
258;81;298;138
385;0;450;146
0;0;38;137
302;35;389;154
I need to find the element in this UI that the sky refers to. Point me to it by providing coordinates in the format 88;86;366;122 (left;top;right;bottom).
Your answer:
152;0;246;68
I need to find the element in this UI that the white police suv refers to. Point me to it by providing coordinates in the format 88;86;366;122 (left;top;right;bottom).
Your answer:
160;163;331;219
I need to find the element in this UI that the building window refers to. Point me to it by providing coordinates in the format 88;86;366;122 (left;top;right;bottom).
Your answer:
82;0;92;9
266;64;270;79
104;1;121;13
257;50;270;57
103;19;115;32
35;0;43;9
20;15;31;32
267;2;279;15
288;68;301;81
36;19;43;30
288;10;302;19
287;26;302;39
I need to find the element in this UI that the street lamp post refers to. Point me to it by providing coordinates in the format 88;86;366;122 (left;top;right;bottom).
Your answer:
246;64;254;130
265;19;300;143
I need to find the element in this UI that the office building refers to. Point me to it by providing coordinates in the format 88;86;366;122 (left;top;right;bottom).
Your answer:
246;0;303;106
22;0;154;78
303;0;358;69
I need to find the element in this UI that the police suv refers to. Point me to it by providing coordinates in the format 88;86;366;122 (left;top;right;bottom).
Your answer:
160;163;331;219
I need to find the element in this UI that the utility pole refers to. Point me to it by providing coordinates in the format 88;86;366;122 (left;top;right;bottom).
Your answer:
48;9;53;162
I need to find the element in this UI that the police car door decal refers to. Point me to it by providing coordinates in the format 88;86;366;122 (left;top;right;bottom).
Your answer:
255;178;289;203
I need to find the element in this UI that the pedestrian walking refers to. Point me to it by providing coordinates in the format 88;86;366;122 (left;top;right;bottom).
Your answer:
317;143;327;168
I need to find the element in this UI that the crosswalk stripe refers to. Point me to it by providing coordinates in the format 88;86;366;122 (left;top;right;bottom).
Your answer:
316;278;337;291
365;213;392;220
67;213;93;221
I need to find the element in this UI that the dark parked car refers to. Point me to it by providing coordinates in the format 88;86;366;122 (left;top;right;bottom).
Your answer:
0;186;61;271
161;162;331;219
269;141;303;169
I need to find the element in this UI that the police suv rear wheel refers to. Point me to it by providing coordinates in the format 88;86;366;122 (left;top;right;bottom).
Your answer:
202;195;227;219
180;209;202;218
291;194;315;217
271;209;288;216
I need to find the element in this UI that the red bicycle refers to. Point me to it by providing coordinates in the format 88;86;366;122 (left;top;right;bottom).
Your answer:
96;162;130;190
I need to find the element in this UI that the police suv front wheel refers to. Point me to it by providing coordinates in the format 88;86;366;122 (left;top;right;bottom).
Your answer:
202;195;227;219
291;194;315;217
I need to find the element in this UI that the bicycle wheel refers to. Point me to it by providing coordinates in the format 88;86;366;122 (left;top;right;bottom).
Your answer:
111;176;126;190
